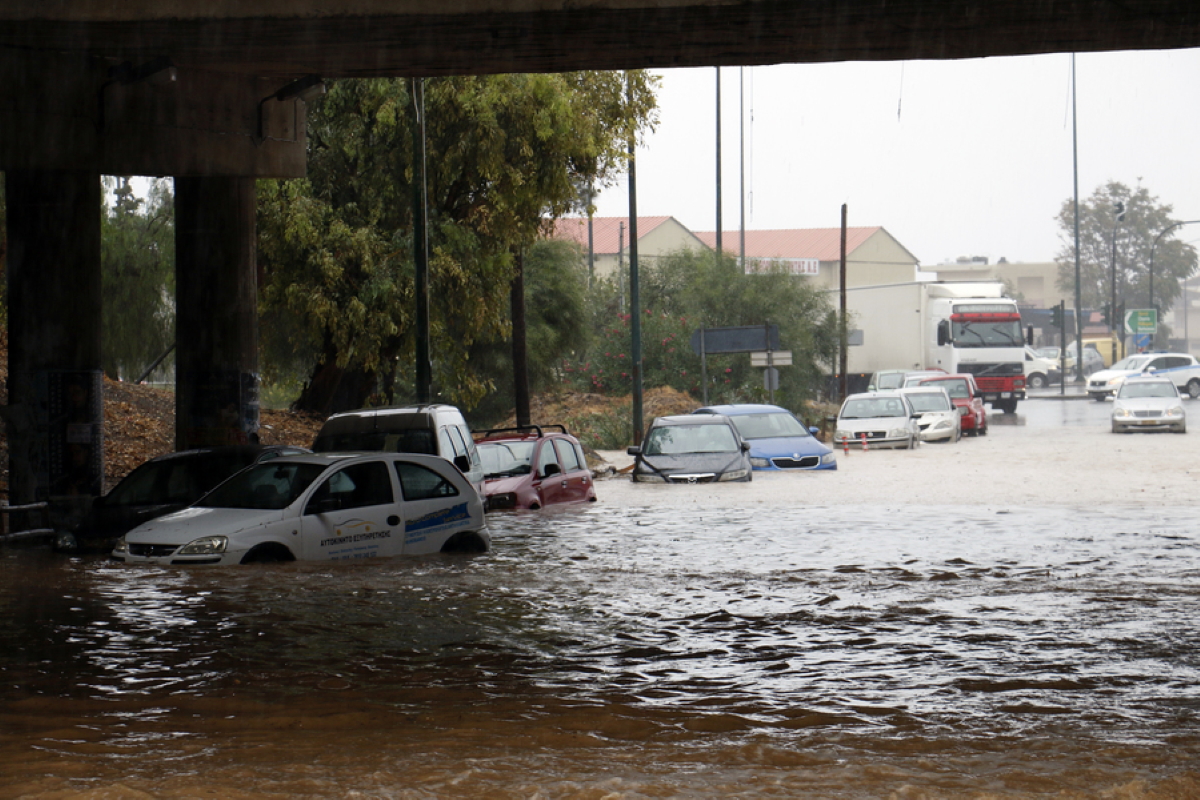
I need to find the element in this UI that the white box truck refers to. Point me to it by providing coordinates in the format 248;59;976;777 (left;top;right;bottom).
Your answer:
841;281;1027;413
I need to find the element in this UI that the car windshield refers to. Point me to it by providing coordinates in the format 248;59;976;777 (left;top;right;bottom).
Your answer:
1118;382;1177;399
644;422;739;455
840;397;907;420
952;319;1024;347
727;412;808;440
312;428;436;455
875;373;904;390
197;461;328;510
106;452;251;506
904;392;952;412
1037;347;1060;359
924;378;969;399
1110;355;1151;371
478;441;536;479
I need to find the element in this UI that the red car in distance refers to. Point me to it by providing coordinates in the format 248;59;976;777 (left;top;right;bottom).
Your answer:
473;425;598;511
918;374;988;436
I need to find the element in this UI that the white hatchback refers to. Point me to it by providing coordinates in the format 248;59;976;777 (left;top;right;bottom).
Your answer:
112;453;489;566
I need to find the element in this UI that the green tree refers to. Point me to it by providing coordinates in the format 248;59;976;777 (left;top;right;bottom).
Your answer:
257;72;658;415
100;176;175;381
1055;181;1198;322
567;248;839;408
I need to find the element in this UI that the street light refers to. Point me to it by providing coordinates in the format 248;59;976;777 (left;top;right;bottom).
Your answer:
1110;201;1125;344
1149;219;1200;347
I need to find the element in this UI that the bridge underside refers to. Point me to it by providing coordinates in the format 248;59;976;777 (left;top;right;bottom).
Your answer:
1;0;1198;529
4;1;1200;78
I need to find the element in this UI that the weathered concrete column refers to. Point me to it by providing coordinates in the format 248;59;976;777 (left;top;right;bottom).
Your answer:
174;177;260;451
4;170;104;519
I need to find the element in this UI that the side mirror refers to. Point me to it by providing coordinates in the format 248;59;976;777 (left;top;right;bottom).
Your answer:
808;426;819;435
453;454;470;473
741;442;751;452
626;445;642;456
308;496;340;515
542;463;561;478
936;319;951;346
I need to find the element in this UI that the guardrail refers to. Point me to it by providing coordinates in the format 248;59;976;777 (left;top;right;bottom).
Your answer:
0;501;54;542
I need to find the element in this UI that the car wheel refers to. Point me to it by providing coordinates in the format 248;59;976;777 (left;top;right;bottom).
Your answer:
1188;379;1200;399
1028;373;1047;390
240;543;296;564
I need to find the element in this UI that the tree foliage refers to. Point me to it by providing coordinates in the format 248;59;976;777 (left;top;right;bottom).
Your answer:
563;249;839;411
1055;180;1198;318
100;177;175;381
257;72;658;415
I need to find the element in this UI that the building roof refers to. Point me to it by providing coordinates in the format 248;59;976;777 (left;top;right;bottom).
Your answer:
692;226;902;262
549;216;700;255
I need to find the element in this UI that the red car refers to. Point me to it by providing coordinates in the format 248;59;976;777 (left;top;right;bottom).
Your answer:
473;425;598;510
918;374;988;436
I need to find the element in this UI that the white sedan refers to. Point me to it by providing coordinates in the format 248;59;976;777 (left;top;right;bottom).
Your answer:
833;392;921;450
899;387;961;443
112;453;490;566
1111;377;1186;434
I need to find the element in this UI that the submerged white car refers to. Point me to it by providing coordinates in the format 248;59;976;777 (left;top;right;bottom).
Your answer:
833;392;921;450
1111;377;1186;434
112;453;490;566
899;387;961;443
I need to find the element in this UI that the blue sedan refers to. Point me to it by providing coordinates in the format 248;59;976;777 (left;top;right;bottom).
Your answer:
693;404;837;471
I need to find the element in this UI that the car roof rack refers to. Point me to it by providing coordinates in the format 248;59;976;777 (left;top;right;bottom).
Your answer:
473;424;569;439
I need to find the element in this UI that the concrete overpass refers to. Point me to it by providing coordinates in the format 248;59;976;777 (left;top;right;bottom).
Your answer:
1;1;1198;524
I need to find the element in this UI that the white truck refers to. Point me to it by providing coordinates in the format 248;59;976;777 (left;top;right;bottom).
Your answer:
842;281;1027;413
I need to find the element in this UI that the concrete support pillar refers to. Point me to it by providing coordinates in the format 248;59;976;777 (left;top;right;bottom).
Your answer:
174;177;260;451
4;170;104;517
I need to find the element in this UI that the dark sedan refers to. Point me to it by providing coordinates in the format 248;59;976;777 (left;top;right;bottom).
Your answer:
626;414;752;484
54;445;310;554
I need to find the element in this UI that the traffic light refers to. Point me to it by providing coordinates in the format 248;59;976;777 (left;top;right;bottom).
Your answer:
1050;304;1063;328
1101;304;1110;327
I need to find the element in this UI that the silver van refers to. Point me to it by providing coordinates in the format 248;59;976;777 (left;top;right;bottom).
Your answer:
311;404;484;490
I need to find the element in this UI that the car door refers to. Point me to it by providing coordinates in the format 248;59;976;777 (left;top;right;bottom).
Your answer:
533;438;571;507
392;459;471;554
551;437;592;503
299;459;402;561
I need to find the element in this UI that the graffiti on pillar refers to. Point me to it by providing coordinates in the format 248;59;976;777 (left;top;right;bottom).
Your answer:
40;370;104;499
185;370;261;447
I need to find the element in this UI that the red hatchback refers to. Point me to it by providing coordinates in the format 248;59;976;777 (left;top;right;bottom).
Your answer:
473;425;598;510
918;374;989;436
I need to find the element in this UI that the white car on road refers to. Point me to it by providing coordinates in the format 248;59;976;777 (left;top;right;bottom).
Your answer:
834;392;921;450
899;387;961;443
1111;377;1186;434
1087;352;1200;401
112;453;490;566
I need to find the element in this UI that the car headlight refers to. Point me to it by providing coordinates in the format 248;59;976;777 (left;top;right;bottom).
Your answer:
1113;408;1133;418
749;457;771;468
820;452;836;465
1168;406;1185;417
887;428;910;438
177;536;228;555
1107;376;1125;387
834;429;850;441
112;536;127;555
632;473;667;483
932;420;952;430
718;469;749;481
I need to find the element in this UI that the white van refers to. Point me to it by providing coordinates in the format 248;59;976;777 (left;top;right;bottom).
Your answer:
311;404;485;490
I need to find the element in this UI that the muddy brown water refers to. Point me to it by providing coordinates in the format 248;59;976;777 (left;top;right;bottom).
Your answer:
2;406;1199;798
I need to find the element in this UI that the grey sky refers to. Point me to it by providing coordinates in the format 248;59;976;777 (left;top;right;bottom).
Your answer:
591;49;1200;269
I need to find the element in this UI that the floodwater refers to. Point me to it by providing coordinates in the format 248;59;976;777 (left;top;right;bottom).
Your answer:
2;405;1199;798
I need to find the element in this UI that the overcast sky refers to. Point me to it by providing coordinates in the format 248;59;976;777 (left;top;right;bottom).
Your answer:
590;48;1200;269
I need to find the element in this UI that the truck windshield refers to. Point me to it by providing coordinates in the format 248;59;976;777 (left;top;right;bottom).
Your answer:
952;319;1024;348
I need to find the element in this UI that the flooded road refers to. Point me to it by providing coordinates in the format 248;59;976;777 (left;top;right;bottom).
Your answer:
3;400;1199;798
